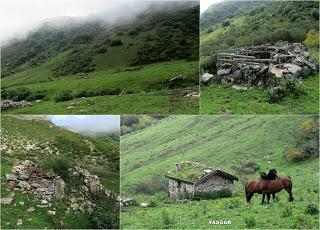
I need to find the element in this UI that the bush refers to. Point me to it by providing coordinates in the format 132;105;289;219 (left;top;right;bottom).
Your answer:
286;118;319;160
267;77;305;103
74;90;88;98
244;215;256;228
110;39;123;47
135;176;168;195
192;189;232;200
28;91;46;101
54;90;74;102
89;191;119;229
222;19;231;27
304;30;319;48
39;156;71;181
311;9;319;20
235;161;260;174
305;201;319;215
226;198;242;209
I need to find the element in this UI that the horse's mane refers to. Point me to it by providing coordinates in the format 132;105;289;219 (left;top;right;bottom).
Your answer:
260;169;278;180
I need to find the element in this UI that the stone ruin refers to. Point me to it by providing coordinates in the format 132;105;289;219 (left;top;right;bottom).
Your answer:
5;160;65;200
1;100;32;110
215;43;318;88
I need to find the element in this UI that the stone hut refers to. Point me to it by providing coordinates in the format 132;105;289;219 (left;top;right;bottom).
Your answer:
165;161;238;200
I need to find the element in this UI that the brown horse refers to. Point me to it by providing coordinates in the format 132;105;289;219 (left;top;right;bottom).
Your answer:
245;172;294;204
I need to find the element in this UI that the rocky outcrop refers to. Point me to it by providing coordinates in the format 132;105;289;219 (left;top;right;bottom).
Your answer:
5;160;65;200
1;100;32;110
215;43;318;88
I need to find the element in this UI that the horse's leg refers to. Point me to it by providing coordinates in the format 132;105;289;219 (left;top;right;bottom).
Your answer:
284;187;294;202
261;193;265;205
267;194;270;204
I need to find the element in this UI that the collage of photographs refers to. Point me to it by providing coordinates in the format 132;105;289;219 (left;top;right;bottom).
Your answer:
0;0;319;229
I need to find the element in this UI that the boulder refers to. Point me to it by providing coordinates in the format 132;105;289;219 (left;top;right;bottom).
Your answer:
27;207;35;212
140;203;149;208
6;174;17;181
48;210;56;216
0;197;13;205
283;63;302;76
17;181;30;189
232;85;248;91
217;69;231;76
201;73;214;83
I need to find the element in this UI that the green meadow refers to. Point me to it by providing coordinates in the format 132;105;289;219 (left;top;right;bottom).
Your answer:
120;115;319;229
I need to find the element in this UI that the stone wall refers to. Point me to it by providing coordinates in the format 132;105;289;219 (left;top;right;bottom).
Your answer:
195;174;234;193
5;160;65;200
168;179;195;200
216;43;318;88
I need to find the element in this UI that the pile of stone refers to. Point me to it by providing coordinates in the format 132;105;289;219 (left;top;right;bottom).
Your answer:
118;196;134;207
5;160;65;200
69;165;102;193
1;100;32;110
215;43;318;88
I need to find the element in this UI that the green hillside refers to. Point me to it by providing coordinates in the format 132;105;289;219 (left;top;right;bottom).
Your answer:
1;2;199;114
121;115;319;229
200;0;319;114
1;116;119;229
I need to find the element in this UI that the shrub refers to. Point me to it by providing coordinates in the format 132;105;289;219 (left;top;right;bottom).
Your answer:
286;118;319;160
305;201;319;215
89;191;119;229
244;215;256;228
193;189;232;200
236;161;260;174
304;30;319;48
311;9;319;20
74;90;88;98
222;19;231;27
28;91;46;100
135;176;168;195
39;156;71;181
110;39;123;47
286;146;305;161
267;77;305;103
11;87;32;101
54;90;74;102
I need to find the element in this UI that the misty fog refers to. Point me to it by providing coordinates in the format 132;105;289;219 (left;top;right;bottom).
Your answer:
48;115;120;135
0;0;199;42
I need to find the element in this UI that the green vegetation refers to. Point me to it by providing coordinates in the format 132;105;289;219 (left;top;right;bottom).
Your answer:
121;116;319;229
1;116;119;229
166;161;212;182
200;1;319;114
1;3;199;114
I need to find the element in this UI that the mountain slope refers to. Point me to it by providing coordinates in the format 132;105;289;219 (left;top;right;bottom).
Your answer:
120;115;319;229
201;0;319;56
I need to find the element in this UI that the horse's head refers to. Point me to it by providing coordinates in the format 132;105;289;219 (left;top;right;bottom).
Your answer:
267;168;278;179
259;171;268;179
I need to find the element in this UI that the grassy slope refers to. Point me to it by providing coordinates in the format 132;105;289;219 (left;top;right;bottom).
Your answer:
2;60;199;114
2;6;199;115
201;73;319;115
1;116;119;229
200;1;319;115
120;115;319;229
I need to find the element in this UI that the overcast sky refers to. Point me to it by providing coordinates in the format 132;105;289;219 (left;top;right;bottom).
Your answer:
48;115;120;134
200;0;223;13
0;0;200;42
